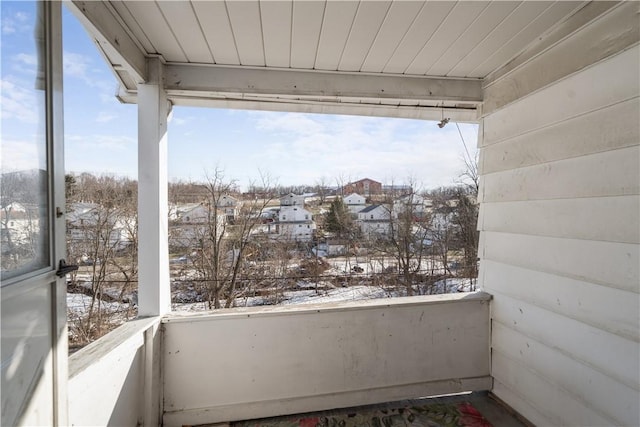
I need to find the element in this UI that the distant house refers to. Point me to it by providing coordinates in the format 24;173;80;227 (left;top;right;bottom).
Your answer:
343;193;367;215
276;206;316;242
66;202;135;253
0;202;42;255
216;195;239;221
394;193;428;218
313;239;348;257
342;178;382;197
357;204;393;237
171;203;226;248
280;193;306;207
382;184;413;196
178;204;210;223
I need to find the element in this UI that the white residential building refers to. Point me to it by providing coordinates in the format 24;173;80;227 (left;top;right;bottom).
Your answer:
178;204;210;223
280;193;306;207
66;202;135;252
171;204;227;248
393;193;428;217
357;204;394;237
343;193;367;215
216;195;239;221
276;206;316;241
0;202;42;252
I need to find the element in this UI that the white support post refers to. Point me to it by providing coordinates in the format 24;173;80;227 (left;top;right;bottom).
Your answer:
137;57;170;317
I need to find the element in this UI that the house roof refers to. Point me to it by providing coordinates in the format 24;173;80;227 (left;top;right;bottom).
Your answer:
359;204;383;213
68;1;591;122
347;178;381;186
344;193;365;200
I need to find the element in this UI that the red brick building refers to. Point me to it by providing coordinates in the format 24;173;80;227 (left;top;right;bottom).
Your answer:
342;178;382;197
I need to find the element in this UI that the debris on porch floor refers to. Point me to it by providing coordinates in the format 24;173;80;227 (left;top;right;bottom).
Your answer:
224;392;529;427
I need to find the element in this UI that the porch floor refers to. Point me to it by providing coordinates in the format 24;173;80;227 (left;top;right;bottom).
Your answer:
208;392;530;427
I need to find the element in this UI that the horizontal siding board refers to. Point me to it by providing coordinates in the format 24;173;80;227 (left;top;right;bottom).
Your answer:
484;2;640;114
491;380;551;427
490;292;640;391
479;196;640;243
491;350;619;426
482;47;640;146
481;145;640;203
492;322;640;426
480;97;640;175
483;259;639;342
480;232;639;293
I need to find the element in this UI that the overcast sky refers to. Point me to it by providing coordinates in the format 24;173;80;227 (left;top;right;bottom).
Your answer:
1;3;479;191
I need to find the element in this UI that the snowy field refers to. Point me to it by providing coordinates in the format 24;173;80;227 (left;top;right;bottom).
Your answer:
169;277;474;313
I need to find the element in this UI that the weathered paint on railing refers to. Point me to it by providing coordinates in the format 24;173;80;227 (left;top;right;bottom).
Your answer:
67;317;161;427
162;292;492;426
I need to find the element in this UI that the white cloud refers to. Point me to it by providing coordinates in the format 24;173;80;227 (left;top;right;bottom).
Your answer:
64;133;137;177
2;11;30;35
66;133;135;151
10;52;39;76
171;115;196;126
63;51;119;103
96;111;117;123
63;51;92;83
14;53;37;66
0;78;43;124
255;112;325;136
249;113;478;189
0;137;46;172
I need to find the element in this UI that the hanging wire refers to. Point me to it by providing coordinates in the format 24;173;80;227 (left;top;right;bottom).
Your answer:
455;122;474;166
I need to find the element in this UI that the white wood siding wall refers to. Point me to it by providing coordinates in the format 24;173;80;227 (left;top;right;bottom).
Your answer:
478;4;639;425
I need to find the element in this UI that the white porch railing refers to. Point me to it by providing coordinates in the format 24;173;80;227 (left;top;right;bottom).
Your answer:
68;317;162;427
68;292;491;427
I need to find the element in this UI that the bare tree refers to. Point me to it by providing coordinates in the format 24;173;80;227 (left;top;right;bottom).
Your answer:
0;170;45;273
453;136;480;288
65;174;138;344
452;188;479;289
314;176;330;205
383;187;431;296
190;168;277;309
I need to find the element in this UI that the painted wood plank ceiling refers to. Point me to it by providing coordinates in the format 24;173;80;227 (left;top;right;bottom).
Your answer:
109;0;586;79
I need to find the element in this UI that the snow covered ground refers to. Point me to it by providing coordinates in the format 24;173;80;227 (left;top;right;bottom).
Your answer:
170;277;476;313
67;293;123;315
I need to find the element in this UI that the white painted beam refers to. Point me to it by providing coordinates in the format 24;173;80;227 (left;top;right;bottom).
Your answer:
137;57;170;317
116;88;479;123
163;64;483;103
169;95;479;123
66;1;147;83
